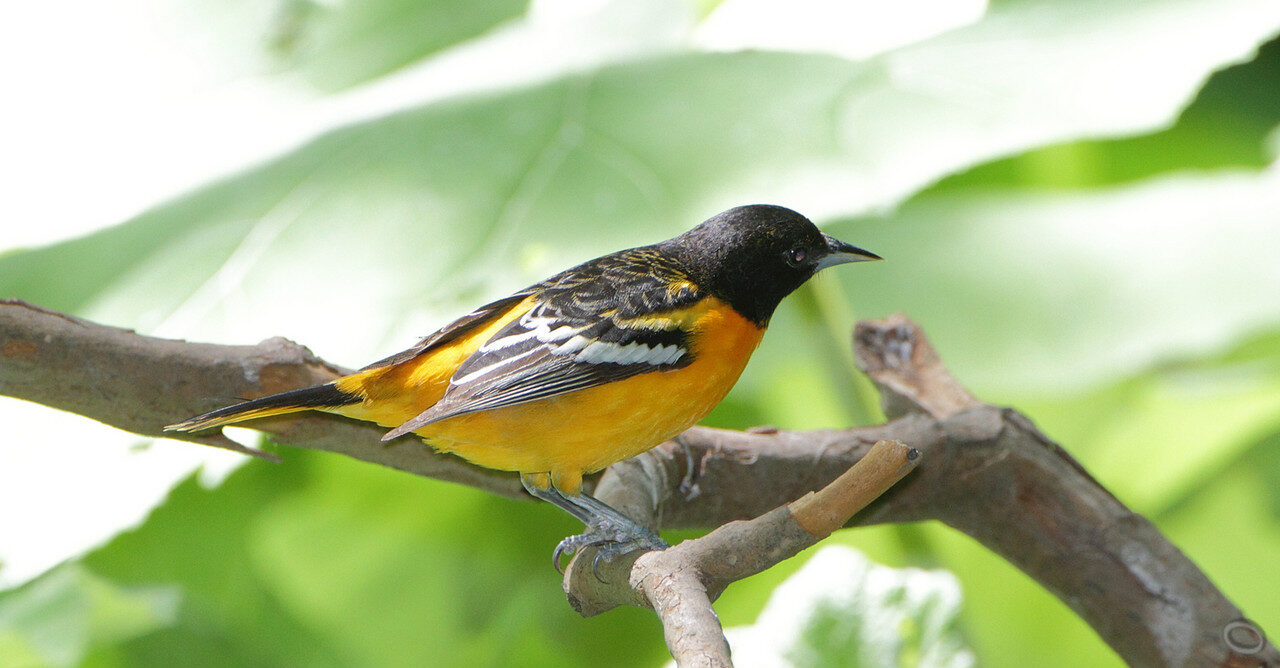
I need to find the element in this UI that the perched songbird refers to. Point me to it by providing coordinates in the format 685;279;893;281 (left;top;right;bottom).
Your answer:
167;204;881;571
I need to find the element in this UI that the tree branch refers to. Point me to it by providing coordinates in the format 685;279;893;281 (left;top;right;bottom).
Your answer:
566;440;919;667
1;300;1273;667
0;298;524;497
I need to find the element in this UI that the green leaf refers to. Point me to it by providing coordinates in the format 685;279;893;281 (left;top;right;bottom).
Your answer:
72;448;668;667
78;454;353;667
243;454;666;666
938;35;1280;189
7;0;1279;358
1017;358;1280;513
159;0;530;91
263;0;531;90
924;525;1125;667
0;564;179;668
825;165;1280;396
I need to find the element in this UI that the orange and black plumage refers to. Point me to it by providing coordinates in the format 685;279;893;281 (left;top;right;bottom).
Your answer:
166;204;881;569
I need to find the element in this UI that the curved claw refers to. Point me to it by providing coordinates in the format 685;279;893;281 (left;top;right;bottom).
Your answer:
553;535;590;573
592;550;609;583
548;518;671;578
553;541;570;574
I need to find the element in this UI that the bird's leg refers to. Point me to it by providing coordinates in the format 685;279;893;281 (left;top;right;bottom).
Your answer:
556;491;670;581
520;474;668;580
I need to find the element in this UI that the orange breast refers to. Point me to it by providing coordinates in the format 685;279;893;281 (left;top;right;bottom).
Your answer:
335;297;764;495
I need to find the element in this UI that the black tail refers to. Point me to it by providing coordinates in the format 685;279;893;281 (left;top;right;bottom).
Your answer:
164;382;360;432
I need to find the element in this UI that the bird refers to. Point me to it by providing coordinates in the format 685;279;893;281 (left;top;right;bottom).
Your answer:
166;204;881;574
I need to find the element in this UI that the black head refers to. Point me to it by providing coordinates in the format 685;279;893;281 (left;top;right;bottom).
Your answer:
662;205;881;326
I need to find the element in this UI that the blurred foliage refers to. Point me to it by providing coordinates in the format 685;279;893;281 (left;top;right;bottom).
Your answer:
0;565;177;668
265;0;529;90
172;0;529;90
714;546;973;668
941;36;1280;190
3;0;1280;666
60;449;664;667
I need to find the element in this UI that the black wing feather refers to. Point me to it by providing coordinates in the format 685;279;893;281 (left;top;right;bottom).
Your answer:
381;247;702;440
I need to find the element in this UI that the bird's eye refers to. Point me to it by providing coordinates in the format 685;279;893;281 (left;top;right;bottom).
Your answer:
785;247;807;267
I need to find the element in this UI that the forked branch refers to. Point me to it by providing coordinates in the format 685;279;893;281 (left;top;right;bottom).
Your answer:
0;300;1273;667
564;440;919;666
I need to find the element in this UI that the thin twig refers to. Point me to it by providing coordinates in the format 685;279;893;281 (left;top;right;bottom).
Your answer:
566;441;919;666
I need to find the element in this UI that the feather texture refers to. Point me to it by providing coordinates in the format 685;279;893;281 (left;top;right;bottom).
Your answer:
381;248;702;439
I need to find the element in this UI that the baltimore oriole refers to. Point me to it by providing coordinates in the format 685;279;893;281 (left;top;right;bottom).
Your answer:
167;204;880;571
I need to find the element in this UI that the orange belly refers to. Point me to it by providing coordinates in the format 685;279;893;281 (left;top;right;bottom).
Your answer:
333;297;763;494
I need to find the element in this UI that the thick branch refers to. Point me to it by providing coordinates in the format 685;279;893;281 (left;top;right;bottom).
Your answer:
0;299;523;498
579;316;1278;667
1;300;1273;667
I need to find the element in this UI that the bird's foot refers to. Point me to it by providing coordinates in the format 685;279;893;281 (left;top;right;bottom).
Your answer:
552;519;668;581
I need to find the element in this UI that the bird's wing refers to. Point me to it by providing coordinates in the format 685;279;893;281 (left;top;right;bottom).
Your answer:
359;292;535;371
381;248;703;439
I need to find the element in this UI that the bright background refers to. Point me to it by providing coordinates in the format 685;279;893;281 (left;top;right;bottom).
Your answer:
2;0;1280;665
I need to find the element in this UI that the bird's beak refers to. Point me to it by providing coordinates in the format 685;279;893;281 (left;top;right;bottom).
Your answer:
816;234;882;270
